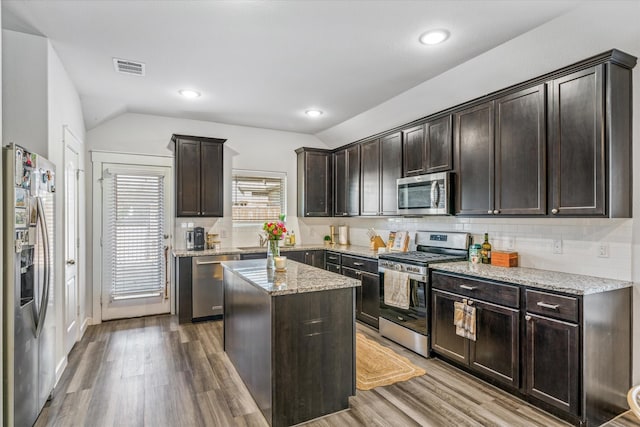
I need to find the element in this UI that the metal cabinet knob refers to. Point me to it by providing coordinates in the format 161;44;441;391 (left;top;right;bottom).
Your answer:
66;259;76;265
551;208;559;214
487;210;493;214
493;210;499;215
525;315;532;321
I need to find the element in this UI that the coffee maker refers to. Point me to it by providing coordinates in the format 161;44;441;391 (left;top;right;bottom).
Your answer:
185;229;195;250
194;227;205;251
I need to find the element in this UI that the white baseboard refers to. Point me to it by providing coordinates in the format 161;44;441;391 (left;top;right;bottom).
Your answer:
55;357;68;387
80;317;92;338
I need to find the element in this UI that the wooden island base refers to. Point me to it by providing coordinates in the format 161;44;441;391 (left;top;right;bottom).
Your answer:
223;260;359;427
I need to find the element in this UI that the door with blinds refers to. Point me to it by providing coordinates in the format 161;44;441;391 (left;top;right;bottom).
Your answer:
100;164;171;320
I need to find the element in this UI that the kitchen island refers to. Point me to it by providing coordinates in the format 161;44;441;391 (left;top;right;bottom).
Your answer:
222;259;361;427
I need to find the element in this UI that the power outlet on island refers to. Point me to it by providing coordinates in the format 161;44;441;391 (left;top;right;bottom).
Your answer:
553;239;563;254
598;243;610;258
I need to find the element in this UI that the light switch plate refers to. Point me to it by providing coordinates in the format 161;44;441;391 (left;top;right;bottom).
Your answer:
598;243;609;258
553;239;562;254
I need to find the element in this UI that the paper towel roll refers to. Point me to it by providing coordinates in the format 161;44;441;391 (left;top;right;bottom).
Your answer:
338;225;349;245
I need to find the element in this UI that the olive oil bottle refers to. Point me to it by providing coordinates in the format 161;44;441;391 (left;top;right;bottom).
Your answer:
481;233;492;264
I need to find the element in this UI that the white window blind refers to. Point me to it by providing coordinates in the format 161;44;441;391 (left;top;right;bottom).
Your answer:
103;172;165;300
232;170;286;222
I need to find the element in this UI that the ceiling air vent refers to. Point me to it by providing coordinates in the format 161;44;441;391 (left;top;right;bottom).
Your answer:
113;58;145;76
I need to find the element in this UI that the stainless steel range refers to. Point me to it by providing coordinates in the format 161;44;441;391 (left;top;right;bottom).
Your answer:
378;231;470;357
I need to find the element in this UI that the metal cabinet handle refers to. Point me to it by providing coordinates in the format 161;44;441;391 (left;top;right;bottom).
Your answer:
66;259;76;265
353;262;364;266
525;315;532;321
195;260;222;265
460;285;477;290
493;210;499;215
356;271;362;276
536;302;559;310
551;208;559;214
487;210;493;214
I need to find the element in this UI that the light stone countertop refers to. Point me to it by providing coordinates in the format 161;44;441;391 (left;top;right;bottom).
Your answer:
432;261;632;296
173;244;379;259
222;259;361;296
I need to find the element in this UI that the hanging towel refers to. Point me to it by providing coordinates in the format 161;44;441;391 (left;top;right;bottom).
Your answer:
454;299;476;341
384;270;410;310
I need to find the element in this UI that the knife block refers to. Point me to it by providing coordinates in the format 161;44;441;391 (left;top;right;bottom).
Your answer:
370;236;386;251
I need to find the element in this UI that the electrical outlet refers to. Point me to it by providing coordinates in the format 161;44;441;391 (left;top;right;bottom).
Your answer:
220;229;228;238
553;239;563;254
598;243;610;258
505;236;515;251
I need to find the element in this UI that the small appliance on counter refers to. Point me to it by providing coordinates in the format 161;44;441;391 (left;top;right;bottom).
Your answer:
185;229;195;250
194;227;205;251
338;225;349;245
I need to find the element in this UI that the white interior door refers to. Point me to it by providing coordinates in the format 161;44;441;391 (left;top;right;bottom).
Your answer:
64;142;79;354
100;162;171;320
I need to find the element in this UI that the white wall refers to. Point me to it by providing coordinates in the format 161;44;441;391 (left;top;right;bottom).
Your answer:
85;112;328;320
2;29;86;384
313;1;640;382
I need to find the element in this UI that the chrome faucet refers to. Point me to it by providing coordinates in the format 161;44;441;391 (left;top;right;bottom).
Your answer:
258;233;268;247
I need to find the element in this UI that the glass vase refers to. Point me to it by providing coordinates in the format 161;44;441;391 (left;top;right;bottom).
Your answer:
266;239;280;269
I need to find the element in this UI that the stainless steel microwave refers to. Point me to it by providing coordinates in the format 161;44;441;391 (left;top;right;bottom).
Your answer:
397;172;452;215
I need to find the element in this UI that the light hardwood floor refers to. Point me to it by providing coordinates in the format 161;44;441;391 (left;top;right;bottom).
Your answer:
35;315;637;427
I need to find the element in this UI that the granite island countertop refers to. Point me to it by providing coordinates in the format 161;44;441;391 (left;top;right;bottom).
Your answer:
432;261;632;295
173;244;379;259
222;258;361;296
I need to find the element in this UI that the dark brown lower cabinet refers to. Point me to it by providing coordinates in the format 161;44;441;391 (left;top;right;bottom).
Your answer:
431;289;518;389
432;270;632;426
525;313;579;415
342;267;379;329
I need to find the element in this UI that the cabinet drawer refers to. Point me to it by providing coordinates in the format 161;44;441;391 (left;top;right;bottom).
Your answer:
326;263;341;274
525;290;579;323
341;255;377;274
325;251;341;264
431;272;519;308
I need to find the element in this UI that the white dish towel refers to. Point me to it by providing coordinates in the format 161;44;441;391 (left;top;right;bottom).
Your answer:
384;270;410;310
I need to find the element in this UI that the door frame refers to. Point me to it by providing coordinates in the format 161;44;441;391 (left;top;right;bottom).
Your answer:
91;150;174;324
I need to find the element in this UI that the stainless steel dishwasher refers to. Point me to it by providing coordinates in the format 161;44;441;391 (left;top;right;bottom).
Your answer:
192;254;240;319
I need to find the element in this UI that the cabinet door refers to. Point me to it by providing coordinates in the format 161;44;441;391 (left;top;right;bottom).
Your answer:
469;300;519;389
495;85;546;215
325;263;341;274
359;271;380;329
525;313;580;415
431;290;469;364
176;139;202;216
333;150;347;216
341;267;362;319
360;139;381;216
305;250;325;269
455;101;495;215
200;141;224;217
550;65;605;216
425;115;453;173
286;250;306;263
380;133;402;215
402;125;426;177
299;150;332;217
346;145;361;216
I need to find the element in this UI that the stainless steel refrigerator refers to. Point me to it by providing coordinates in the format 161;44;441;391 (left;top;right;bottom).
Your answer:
2;143;56;427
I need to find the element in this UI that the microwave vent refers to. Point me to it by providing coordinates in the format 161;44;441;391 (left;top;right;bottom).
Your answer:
113;58;145;76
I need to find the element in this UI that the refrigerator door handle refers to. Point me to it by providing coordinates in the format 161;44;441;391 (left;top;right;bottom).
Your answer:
35;196;51;338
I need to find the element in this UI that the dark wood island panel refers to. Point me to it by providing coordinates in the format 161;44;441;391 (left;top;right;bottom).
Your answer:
223;260;359;427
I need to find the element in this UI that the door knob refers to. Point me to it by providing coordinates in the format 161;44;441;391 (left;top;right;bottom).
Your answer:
66;259;76;265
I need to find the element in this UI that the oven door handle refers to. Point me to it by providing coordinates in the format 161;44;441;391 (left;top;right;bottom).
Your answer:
378;267;426;283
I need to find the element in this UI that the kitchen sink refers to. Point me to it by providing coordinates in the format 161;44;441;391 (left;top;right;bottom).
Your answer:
236;246;266;251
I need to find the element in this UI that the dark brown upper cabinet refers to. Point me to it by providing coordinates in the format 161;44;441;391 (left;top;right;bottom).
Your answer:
454;101;495;216
360;132;402;216
174;134;225;217
296;148;333;217
333;145;360;216
402;116;453;177
495;85;546;215
455;84;546;216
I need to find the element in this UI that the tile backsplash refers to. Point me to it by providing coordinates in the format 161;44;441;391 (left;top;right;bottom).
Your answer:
174;216;633;281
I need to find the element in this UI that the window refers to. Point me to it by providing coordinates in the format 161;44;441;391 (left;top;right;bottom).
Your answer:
232;170;286;222
103;171;166;300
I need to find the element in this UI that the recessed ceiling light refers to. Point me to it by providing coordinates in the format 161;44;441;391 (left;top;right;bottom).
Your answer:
305;109;323;118
419;29;450;45
179;89;201;98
